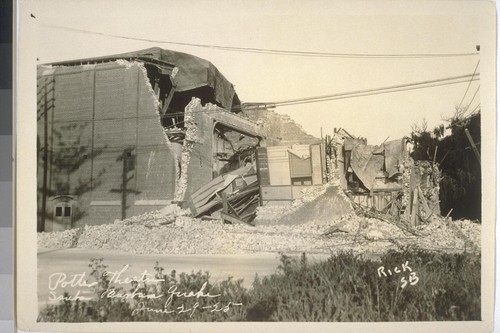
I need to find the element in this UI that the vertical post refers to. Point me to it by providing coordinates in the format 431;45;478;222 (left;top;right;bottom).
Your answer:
410;188;419;227
121;152;128;220
90;68;97;190
40;77;48;232
464;128;481;165
221;192;228;214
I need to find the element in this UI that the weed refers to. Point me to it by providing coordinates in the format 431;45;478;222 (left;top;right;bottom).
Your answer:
38;251;480;322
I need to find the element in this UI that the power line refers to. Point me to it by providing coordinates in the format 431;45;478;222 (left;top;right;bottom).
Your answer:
267;78;479;108
469;103;481;115
463;85;480;114
41;23;480;59
473;103;481;112
457;60;480;110
245;73;479;107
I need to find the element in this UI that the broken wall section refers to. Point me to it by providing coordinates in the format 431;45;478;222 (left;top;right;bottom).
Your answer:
176;98;264;203
242;108;320;146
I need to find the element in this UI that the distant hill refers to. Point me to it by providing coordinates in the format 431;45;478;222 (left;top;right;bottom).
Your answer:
242;108;320;146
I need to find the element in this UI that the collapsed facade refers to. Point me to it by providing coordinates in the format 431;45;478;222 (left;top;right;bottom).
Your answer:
37;47;263;231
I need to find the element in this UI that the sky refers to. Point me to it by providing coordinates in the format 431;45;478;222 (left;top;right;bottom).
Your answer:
29;0;486;144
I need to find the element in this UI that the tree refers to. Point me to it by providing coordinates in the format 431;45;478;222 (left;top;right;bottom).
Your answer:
410;112;481;220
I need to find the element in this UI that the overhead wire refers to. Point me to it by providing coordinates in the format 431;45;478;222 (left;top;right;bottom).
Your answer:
463;84;480;114
457;60;480;110
472;103;481;113
267;78;479;108
41;23;480;59
462;101;481;120
240;73;479;108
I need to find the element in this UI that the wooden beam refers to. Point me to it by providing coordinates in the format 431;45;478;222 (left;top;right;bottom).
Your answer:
417;186;432;220
221;192;240;216
220;211;253;226
410;188;419;227
221;192;229;214
160;86;176;116
235;195;259;215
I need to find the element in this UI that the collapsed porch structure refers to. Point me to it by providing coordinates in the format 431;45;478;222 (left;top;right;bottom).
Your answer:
37;47;264;231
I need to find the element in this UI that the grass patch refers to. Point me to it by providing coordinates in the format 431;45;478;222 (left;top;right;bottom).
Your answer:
38;250;480;322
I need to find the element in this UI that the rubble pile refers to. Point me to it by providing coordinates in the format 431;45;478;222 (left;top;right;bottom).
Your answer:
254;185;351;226
403;217;481;252
254;185;328;225
454;219;481;247
118;204;190;228
327;214;481;254
410;220;465;251
37;187;480;255
37;228;81;249
38;206;480;255
254;205;291;224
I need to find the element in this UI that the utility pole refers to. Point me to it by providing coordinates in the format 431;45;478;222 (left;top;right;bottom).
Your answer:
40;78;48;232
464;128;481;165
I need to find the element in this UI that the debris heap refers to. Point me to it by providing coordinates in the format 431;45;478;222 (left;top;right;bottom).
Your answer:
38;186;480;255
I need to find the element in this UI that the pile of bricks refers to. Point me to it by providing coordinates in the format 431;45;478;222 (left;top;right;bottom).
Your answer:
37;228;81;249
37;202;480;255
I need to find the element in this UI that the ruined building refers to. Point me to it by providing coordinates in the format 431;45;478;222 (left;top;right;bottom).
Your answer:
37;47;263;231
327;129;441;227
37;47;436;232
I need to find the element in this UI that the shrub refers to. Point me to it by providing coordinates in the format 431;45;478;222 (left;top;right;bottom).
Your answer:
38;251;480;322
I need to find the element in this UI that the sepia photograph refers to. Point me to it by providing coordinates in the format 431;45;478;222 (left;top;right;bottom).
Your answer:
15;0;496;332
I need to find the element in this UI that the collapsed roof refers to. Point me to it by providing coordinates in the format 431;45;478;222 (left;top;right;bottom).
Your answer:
344;138;408;190
47;47;240;111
